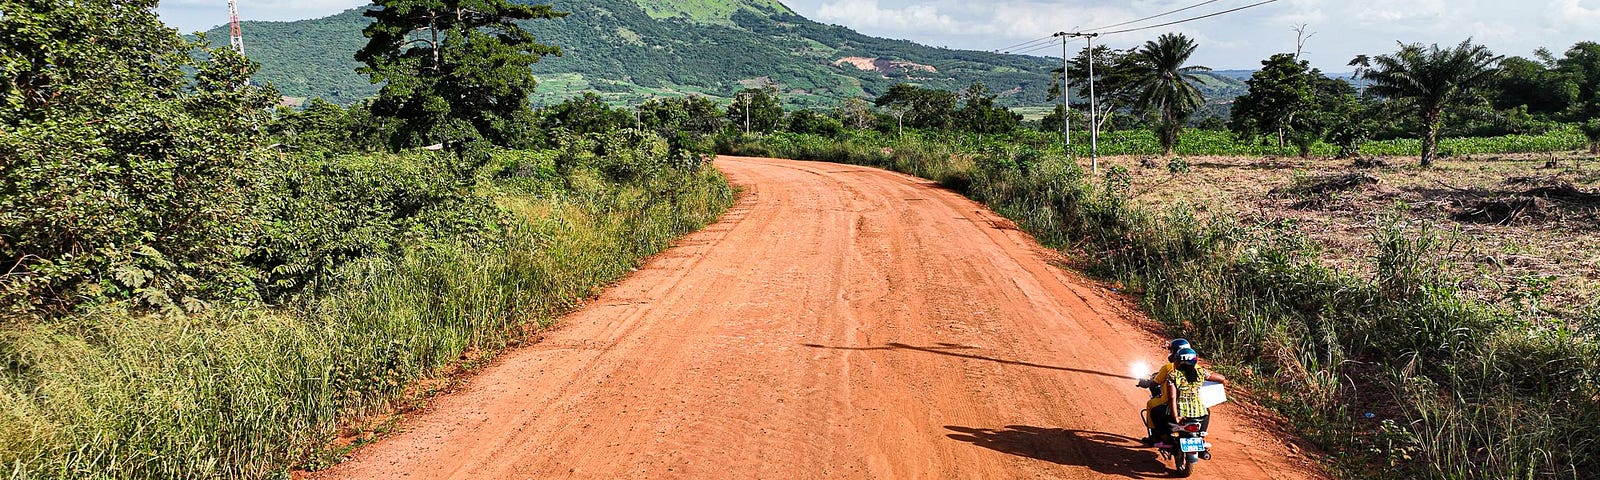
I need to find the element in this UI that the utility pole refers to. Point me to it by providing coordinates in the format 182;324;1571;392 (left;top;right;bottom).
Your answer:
1053;32;1071;151
742;94;751;134
228;0;244;55
1084;33;1100;174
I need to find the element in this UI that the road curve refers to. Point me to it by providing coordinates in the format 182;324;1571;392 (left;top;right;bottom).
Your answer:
316;156;1326;479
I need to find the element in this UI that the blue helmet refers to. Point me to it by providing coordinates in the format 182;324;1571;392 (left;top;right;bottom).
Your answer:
1167;339;1192;362
1173;347;1199;366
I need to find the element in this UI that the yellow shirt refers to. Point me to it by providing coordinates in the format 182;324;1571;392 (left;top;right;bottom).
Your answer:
1155;365;1212;418
1144;363;1177;409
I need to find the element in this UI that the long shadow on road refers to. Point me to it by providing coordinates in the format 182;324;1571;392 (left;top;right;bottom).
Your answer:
945;426;1171;479
801;342;1138;381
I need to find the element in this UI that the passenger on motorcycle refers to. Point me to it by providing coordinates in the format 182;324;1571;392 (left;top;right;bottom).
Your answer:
1140;338;1191;445
1150;347;1227;448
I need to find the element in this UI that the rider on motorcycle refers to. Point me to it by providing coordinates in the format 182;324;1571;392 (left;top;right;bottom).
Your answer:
1151;347;1228;448
1140;339;1191;445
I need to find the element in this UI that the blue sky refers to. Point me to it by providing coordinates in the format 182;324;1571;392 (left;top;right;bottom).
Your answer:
156;0;1600;71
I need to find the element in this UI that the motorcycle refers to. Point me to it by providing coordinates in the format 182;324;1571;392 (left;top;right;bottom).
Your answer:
1136;379;1214;477
1160;417;1211;477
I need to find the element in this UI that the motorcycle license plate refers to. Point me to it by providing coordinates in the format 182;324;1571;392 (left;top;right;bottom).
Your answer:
1179;437;1206;453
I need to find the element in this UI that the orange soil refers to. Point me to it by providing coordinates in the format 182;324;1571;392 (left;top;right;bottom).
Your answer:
315;156;1327;479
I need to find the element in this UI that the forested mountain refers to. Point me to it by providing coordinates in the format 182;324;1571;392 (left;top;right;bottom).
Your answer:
205;0;1246;107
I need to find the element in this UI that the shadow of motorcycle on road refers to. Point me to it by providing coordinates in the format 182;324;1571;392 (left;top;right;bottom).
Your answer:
945;425;1172;479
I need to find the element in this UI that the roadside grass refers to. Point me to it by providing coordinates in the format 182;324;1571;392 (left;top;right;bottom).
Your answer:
720;130;1600;479
0;149;734;478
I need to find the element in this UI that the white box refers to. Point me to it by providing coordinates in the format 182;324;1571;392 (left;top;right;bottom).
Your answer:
1199;382;1228;408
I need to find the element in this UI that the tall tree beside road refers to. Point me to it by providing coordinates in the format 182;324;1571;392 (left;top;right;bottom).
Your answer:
356;0;566;153
1363;39;1501;167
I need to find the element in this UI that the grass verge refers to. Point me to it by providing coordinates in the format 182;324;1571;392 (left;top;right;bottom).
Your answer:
0;150;734;479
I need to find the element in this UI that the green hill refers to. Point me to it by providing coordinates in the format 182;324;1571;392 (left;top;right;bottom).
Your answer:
209;0;1244;107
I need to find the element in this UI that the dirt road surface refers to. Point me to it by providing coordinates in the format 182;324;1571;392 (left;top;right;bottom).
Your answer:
318;156;1326;479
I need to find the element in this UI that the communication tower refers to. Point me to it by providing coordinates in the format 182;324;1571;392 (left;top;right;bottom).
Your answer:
228;0;244;54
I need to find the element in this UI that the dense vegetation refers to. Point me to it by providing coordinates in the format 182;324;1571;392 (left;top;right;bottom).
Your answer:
204;0;1248;108
716;128;1600;479
0;2;732;478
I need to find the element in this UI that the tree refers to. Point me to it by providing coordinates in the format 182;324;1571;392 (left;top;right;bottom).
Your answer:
1493;56;1576;115
539;92;631;136
1559;42;1600;153
1363;39;1501;167
1230;54;1316;154
0;1;278;312
1125;33;1209;156
269;99;357;155
874;83;958;130
1064;46;1137;135
835;97;877;130
787;109;843;136
639;95;725;137
356;0;565;153
727;86;782;134
958;83;1020;140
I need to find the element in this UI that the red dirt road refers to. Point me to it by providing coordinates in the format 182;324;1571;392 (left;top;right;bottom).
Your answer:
318;157;1326;479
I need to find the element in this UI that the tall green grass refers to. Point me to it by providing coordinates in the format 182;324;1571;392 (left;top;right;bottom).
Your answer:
0;151;734;478
722;131;1600;479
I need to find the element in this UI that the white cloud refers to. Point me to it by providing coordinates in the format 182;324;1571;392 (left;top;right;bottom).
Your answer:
816;0;966;34
1546;0;1600;27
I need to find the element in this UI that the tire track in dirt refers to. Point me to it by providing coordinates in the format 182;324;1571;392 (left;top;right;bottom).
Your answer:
315;156;1327;479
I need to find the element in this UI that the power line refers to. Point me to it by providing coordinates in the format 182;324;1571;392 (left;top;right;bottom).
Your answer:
1091;0;1281;36
996;38;1060;55
1081;0;1228;33
1011;41;1063;56
991;34;1058;54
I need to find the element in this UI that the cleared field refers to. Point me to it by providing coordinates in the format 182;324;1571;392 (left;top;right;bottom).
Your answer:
1108;153;1600;315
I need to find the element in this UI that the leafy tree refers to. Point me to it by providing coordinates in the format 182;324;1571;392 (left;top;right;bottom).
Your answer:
1125;33;1209;156
0;0;278;312
539;92;632;136
1558;42;1600;153
639;95;725;137
1062;45;1136;134
958;83;1021;140
269;99;359;155
356;0;565;152
835;97;877;130
1363;40;1502;167
1315;79;1377;158
1038;104;1087;135
874;83;958;130
1230;54;1317;154
787;109;843;136
1493;56;1577;115
727;86;783;133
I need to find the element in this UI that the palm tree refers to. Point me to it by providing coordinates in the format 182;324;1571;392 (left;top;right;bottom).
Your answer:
1347;55;1371;95
1363;40;1501;167
1126;33;1209;156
